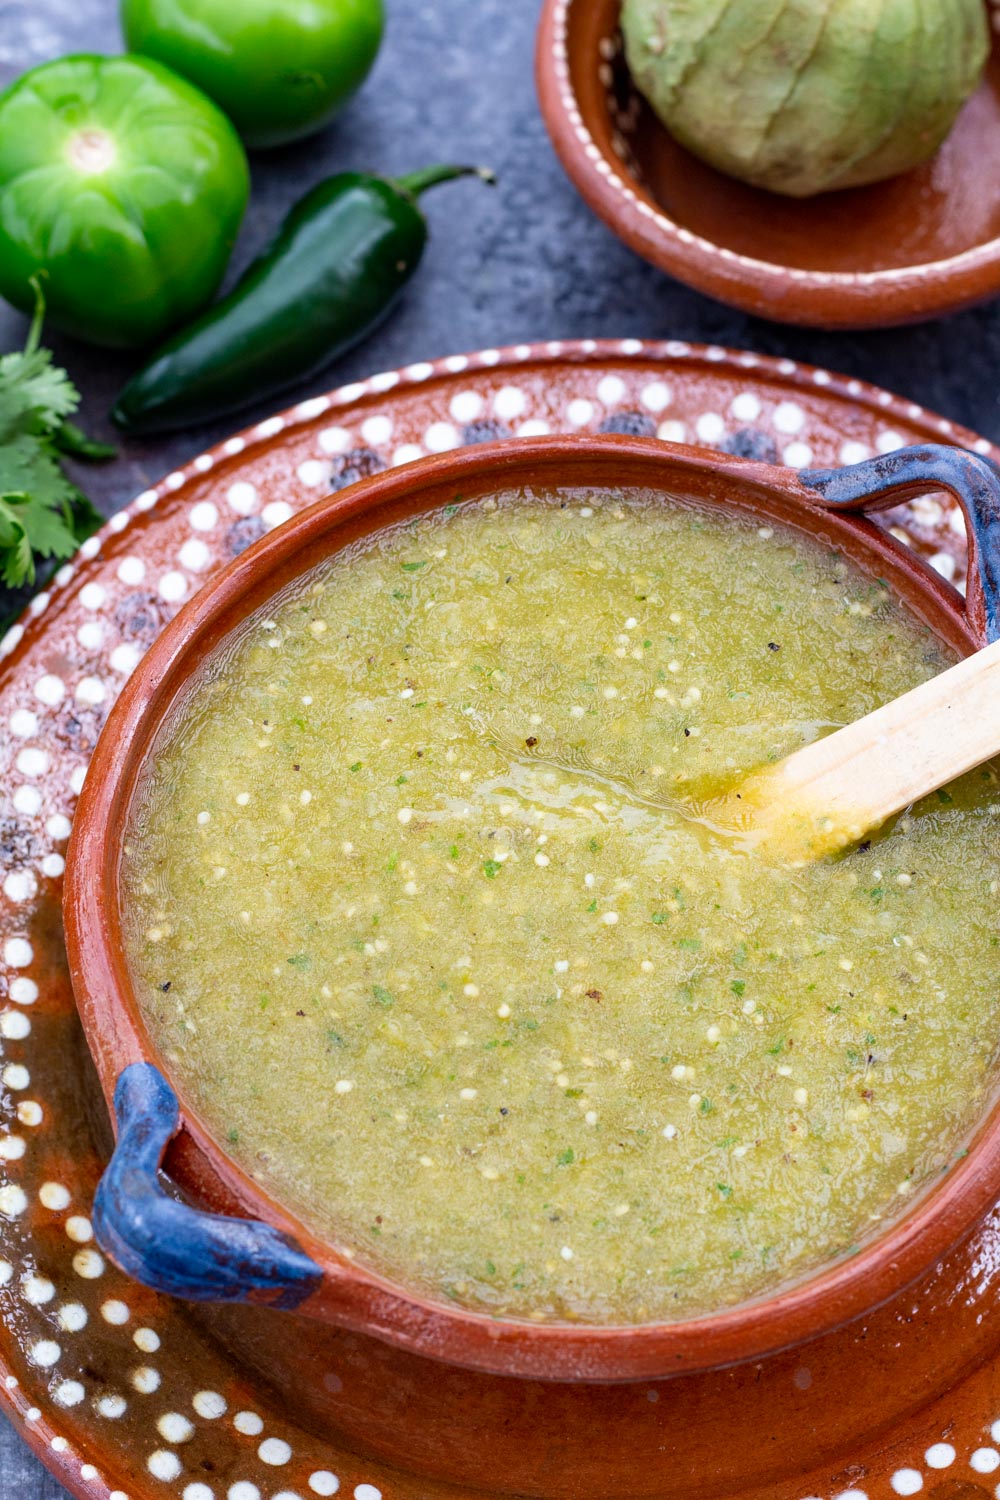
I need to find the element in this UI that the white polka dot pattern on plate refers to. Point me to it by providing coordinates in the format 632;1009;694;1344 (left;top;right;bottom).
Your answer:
149;1450;183;1481
179;539;211;572
158;1412;195;1444
78;583;105;610
3;871;37;903
193;1389;226;1419
695;412;725;443
189;502;218;531
0;337;996;1500
9;708;37;737
16;747;48;777
38;1182;70;1211
158;571;188;602
262;502;293;529
423;420;460;452
494;385;527;419
259;1437;292;1465
297;460;328;488
309;1472;340;1496
72;1248;105;1279
29;1340;61;1368
76;621;104;650
75;676;106;705
117;557;146;584
318;426;351;454
3;937;33;967
110;643;142;675
392;443;423;466
11;786;39;815
449;391;483;423
783;442;813;469
596;374;626;405
234;1410;264;1436
33;674;65;706
773;401;805;434
227;482;258;514
640;381;671;412
361;415;393;446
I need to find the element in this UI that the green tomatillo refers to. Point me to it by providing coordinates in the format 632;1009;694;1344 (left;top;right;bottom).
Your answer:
622;0;989;198
121;0;385;149
0;54;250;349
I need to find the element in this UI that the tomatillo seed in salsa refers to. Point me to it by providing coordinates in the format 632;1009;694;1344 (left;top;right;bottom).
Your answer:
121;491;1000;1325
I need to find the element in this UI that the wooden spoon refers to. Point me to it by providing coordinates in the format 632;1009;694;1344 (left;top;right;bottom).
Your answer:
733;637;1000;862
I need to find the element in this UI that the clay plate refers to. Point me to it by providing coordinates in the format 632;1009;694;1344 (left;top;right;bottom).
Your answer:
536;0;1000;329
2;338;1000;1500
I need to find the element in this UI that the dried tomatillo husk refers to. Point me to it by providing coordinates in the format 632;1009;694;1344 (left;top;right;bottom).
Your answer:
621;0;989;198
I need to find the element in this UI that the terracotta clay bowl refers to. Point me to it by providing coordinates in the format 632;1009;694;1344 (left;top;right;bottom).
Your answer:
63;435;1000;1402
536;0;1000;329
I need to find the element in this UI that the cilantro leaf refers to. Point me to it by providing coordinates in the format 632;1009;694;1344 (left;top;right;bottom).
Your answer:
0;498;32;590
0;347;79;437
54;421;116;462
65;487;105;543
0;434;80;584
0;280;112;590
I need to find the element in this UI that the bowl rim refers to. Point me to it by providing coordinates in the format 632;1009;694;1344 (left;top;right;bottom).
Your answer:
534;0;1000;331
64;433;999;1382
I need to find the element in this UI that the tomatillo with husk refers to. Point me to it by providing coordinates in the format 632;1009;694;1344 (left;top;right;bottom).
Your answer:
621;0;989;198
0;54;250;348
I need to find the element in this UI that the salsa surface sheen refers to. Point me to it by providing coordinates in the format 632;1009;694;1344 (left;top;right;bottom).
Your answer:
122;489;1000;1325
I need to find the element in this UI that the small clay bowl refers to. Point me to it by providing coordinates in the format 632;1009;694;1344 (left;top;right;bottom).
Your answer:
536;0;1000;329
64;436;1000;1398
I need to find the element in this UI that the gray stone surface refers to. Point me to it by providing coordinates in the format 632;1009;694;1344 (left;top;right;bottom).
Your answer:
2;0;1000;1492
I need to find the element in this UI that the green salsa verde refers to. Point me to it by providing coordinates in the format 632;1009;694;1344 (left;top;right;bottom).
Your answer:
122;490;1000;1325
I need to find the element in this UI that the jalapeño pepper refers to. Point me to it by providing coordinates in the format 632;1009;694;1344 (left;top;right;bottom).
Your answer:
112;163;495;435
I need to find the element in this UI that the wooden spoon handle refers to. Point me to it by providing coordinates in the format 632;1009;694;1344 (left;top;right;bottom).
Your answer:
745;637;1000;860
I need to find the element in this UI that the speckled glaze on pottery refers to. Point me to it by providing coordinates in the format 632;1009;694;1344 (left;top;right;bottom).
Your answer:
4;341;1000;1500
62;432;1000;1390
536;0;1000;329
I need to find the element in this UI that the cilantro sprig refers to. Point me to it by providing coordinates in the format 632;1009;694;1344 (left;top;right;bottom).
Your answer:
0;281;113;589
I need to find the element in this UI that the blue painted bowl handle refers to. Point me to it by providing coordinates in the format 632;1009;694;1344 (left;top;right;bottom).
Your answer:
93;1062;322;1308
799;443;1000;646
